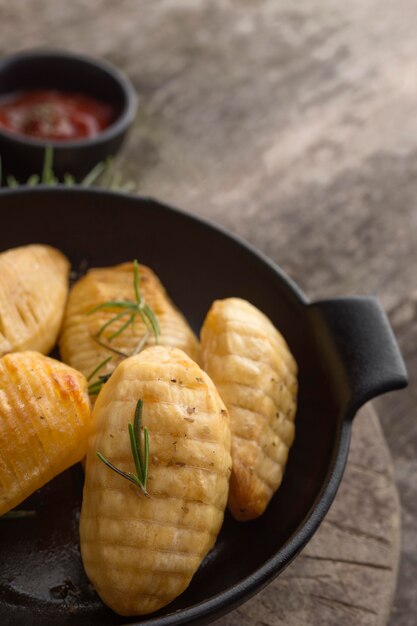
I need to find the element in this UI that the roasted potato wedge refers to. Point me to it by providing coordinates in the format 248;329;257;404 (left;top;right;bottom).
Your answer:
59;262;200;389
0;351;91;516
80;346;231;616
201;298;298;521
0;244;70;356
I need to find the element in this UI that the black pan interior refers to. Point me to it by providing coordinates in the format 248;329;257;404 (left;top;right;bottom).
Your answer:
0;189;346;626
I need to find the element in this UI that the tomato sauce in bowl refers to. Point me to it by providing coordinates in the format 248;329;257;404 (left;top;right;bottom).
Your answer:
0;90;115;141
0;50;137;180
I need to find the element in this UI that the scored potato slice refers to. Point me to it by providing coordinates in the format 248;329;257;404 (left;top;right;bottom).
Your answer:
0;244;70;357
80;346;231;616
0;351;91;516
59;262;200;388
201;298;298;521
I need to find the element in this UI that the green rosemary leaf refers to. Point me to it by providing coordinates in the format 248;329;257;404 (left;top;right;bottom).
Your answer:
121;181;135;192
143;427;150;485
88;382;103;396
87;301;137;314
107;313;135;341
133;400;143;444
87;356;113;382
100;156;115;187
91;335;130;357
63;173;75;186
95;310;132;338
138;307;154;334
96;452;138;486
96;399;149;496
143;304;160;342
27;174;40;186
82;160;107;187
133;259;142;304
7;175;19;188
131;331;151;356
128;423;144;484
109;170;123;189
41;145;54;184
134;399;143;459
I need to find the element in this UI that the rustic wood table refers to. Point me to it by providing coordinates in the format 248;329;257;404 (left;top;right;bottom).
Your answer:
1;2;416;625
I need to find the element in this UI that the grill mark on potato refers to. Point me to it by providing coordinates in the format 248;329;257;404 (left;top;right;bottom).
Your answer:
233;430;288;467
82;539;208;561
87;485;229;512
203;336;296;382
228;404;295;456
204;323;296;373
216;380;296;420
0;355;46;484
82;512;219;537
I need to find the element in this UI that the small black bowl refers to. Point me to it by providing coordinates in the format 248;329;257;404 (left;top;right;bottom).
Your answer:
0;50;138;181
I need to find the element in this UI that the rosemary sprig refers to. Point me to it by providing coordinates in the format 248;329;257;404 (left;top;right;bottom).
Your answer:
88;260;160;343
87;356;113;395
131;330;151;356
42;145;56;184
86;260;160;396
91;336;130;358
96;399;149;496
86;259;160;395
0;146;134;190
88;375;113;396
87;355;113;382
88;331;152;396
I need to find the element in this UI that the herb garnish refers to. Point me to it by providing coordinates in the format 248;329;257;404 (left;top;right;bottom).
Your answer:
0;145;135;190
86;260;160;395
87;356;113;395
96;399;149;496
88;260;159;342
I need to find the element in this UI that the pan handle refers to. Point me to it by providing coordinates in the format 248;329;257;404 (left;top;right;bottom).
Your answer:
308;296;408;419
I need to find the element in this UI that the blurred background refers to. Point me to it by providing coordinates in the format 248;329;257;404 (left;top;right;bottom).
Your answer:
0;1;416;624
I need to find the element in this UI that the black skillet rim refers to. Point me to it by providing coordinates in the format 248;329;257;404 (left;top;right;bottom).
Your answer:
0;186;352;626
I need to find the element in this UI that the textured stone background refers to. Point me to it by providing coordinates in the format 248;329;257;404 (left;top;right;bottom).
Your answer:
0;1;416;624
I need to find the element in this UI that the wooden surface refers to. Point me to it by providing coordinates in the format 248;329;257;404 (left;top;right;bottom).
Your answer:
0;2;416;625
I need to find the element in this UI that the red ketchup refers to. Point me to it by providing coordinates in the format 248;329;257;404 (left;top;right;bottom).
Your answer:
0;90;115;141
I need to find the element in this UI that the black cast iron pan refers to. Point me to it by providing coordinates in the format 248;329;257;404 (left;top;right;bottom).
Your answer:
0;188;408;626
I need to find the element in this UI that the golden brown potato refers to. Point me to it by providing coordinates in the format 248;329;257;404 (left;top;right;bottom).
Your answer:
59;262;200;390
80;346;231;616
0;244;70;357
201;298;298;521
0;351;91;516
